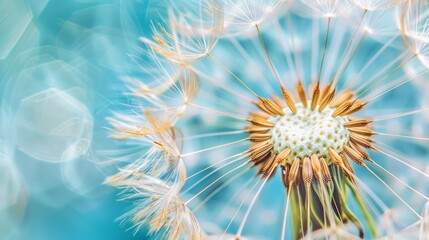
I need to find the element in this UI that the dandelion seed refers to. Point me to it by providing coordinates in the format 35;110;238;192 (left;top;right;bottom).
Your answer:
401;0;429;68
297;0;354;18
141;0;224;65
222;0;285;35
114;174;200;240
352;0;406;11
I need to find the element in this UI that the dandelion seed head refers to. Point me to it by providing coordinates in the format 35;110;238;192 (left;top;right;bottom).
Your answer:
401;0;429;68
113;173;199;240
141;0;224;65
297;0;354;19
270;103;349;163
222;0;284;35
352;0;407;11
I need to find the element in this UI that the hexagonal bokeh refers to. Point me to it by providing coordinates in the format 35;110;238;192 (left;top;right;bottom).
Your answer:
61;154;107;197
0;0;33;60
15;88;93;163
0;142;27;239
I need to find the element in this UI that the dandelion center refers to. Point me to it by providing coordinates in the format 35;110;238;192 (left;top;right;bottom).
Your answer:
270;103;350;163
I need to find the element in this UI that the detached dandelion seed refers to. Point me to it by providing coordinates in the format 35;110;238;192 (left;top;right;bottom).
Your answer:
109;0;429;239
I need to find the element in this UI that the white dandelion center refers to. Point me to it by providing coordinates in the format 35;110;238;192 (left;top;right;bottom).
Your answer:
269;103;350;163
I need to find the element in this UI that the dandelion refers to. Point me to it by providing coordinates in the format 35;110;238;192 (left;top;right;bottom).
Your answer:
113;174;200;239
140;0;224;65
401;0;429;68
296;0;354;18
382;201;429;239
109;0;429;239
222;0;285;35
352;0;406;11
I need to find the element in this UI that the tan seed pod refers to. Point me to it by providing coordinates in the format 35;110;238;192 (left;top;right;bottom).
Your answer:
252;151;272;166
249;142;272;159
296;80;308;108
255;101;271;115
246;125;271;133
281;164;290;188
311;82;321;111
247;117;274;128
328;148;343;166
258;97;284;116
332;99;354;117
319;87;336;112
310;154;322;179
344;144;365;165
248;133;272;142
281;86;297;114
250;147;273;162
350;133;376;150
276;148;291;166
328;148;354;178
348;127;375;136
321;80;333;98
288;158;301;185
341;153;356;183
343;101;368;115
320;157;331;183
349;140;373;162
302;157;313;185
344;118;373;128
260;153;277;177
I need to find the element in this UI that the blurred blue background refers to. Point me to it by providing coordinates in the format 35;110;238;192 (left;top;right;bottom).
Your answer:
0;0;150;239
